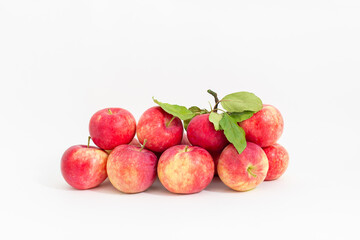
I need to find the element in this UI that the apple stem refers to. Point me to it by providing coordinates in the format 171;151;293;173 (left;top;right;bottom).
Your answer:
247;166;257;178
87;136;91;148
107;108;113;115
212;108;225;113
184;145;189;152
166;116;176;127
140;139;147;152
207;89;220;113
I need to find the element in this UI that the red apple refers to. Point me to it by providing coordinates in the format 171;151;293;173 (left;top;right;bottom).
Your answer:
158;145;214;194
61;145;108;190
239;105;284;147
187;113;228;153
217;142;269;191
89;108;136;150
107;145;158;193
263;143;289;181
136;106;183;153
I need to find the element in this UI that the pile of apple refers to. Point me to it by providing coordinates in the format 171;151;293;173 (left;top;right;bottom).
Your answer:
61;90;289;194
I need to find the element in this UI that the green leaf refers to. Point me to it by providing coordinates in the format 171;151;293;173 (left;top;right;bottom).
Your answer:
229;111;254;122
183;106;209;130
220;92;262;113
209;112;223;131
183;119;191;130
220;113;247;154
188;106;209;115
153;97;195;120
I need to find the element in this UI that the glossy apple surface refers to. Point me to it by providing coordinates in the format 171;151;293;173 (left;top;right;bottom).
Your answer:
239;105;283;147
137;106;183;153
61;145;108;190
158;145;214;194
89;108;136;150
217;142;268;191
263;143;289;181
107;145;158;193
187;113;228;153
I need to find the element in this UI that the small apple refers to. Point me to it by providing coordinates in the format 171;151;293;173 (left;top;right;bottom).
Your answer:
136;106;183;153
157;145;214;194
107;144;158;193
239;105;283;147
217;142;269;191
187;113;228;153
263;143;289;181
61;145;108;190
89;108;136;150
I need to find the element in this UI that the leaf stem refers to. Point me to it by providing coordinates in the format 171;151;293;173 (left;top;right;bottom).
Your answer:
207;89;220;113
166;116;176;127
107;108;113;115
212;108;226;113
140;139;147;152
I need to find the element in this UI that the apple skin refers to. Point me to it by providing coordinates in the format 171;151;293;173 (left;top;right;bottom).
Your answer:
217;142;269;192
158;145;214;194
136;106;183;153
61;145;108;190
105;138;141;155
239;105;284;147
107;145;158;193
89;108;136;150
187;113;229;153
263;143;289;181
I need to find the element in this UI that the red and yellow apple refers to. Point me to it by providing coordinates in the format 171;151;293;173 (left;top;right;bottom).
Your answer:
187;113;228;152
217;142;269;191
136;106;183;153
239;105;283;147
61;145;108;190
158;145;214;194
107;145;158;193
263;143;289;181
89;108;136;150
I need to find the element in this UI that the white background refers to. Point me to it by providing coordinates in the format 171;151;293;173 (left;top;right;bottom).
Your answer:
1;1;359;239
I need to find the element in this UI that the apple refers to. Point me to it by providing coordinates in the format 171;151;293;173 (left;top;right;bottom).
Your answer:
136;106;183;153
107;144;158;193
239;105;284;147
217;142;269;191
263;143;289;181
89;108;136;150
187;113;228;153
157;145;214;194
61;145;108;190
